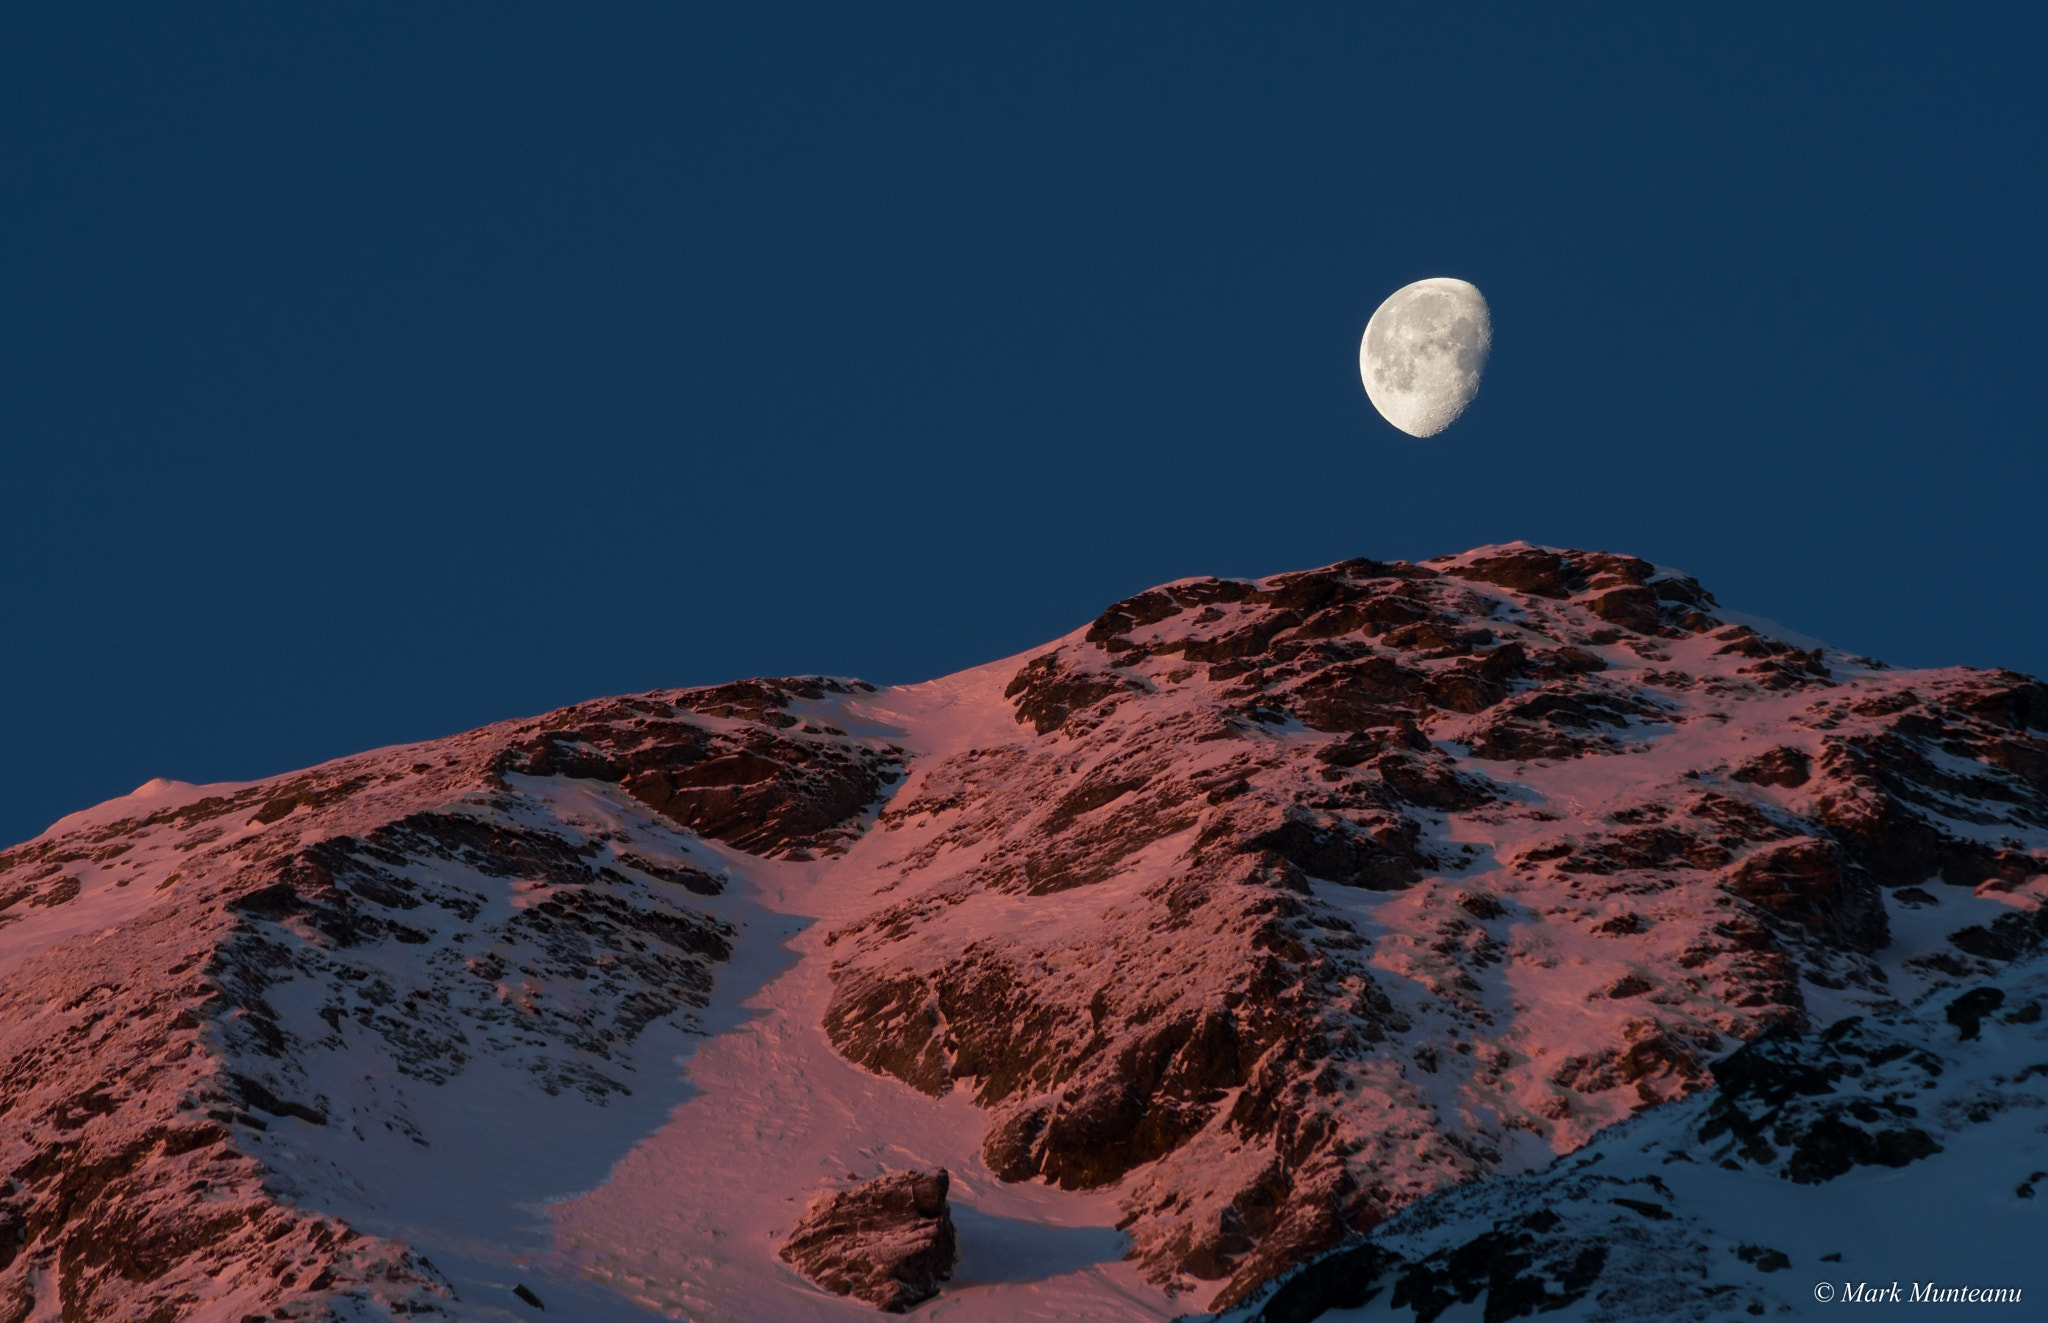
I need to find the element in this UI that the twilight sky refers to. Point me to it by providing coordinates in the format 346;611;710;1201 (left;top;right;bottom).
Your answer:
3;7;2044;849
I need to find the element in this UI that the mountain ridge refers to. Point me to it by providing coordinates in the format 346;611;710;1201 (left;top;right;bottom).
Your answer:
1;542;2042;1321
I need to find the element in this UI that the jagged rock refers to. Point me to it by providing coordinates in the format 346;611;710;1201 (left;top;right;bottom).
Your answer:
1004;652;1141;735
1721;837;1887;952
820;542;2048;1311
778;1169;957;1312
1731;744;1812;787
500;680;901;858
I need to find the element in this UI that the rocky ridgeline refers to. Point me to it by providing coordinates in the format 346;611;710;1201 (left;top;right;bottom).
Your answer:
0;544;2042;1321
0;679;901;1321
821;544;2047;1310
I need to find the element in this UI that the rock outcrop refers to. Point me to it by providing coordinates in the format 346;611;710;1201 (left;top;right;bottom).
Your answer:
778;1168;958;1312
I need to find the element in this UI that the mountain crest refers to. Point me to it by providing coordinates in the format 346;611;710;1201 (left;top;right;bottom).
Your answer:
1;545;2042;1320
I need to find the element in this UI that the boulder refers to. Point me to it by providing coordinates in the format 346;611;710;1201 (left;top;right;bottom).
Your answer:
780;1168;957;1312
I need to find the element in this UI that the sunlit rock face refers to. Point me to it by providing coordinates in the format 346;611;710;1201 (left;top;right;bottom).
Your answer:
0;544;2042;1321
822;542;2047;1310
0;678;903;1321
778;1167;957;1311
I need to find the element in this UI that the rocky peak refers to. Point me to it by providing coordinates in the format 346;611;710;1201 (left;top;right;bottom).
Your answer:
825;543;2047;1310
0;545;2042;1321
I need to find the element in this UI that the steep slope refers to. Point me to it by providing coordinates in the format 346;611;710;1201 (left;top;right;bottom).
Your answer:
815;544;2047;1310
0;680;900;1321
1233;955;2048;1322
1;543;2042;1322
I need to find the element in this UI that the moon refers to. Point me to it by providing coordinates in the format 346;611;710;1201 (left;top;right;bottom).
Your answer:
1359;277;1491;437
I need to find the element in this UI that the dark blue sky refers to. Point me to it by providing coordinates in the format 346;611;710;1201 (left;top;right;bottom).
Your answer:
4;7;2044;848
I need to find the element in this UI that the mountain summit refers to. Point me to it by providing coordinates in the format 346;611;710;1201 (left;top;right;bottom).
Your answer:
2;544;2043;1321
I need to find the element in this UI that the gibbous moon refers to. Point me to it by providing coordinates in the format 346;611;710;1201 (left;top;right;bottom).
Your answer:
1359;277;1491;438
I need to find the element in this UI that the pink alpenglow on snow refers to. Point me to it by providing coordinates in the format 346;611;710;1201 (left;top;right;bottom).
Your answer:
0;543;2042;1322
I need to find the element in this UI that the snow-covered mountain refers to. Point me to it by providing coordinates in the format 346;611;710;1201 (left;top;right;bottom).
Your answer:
1;543;2042;1322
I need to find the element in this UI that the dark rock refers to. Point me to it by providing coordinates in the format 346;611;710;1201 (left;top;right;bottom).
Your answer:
1946;671;2048;731
822;971;951;1097
1284;659;1428;733
1042;777;1150;835
614;852;724;896
1649;571;1718;608
982;1104;1050;1181
1037;1079;1159;1188
1566;825;1731;873
1871;1127;1941;1167
1949;909;2048;962
676;676;871;725
1384;622;1490;654
230;1074;327;1126
1182;613;1305;664
1731;746;1812;789
779;1169;957;1312
1247;816;1422;891
1466;689;1656;762
625;748;886;858
1787;1116;1876;1183
1739;650;1833;690
1263;567;1374;613
1584;587;1662;635
1722;838;1887;953
1605;975;1655;1000
1699;1019;1949;1188
1807;740;2009;890
1456;890;1506;920
1388;1229;1608;1323
1422;668;1511;714
1372;753;1498;812
1706;1024;1839;1106
1243;1243;1401;1323
1945;987;2005;1041
1315;724;1431;767
1019;1009;1252;1190
1712;626;1790;659
1452;548;1583;599
1295;594;1431;639
1527;646;1608;678
1005;652;1137;735
500;689;899;858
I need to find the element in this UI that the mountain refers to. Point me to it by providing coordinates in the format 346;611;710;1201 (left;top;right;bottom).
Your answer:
0;543;2042;1322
